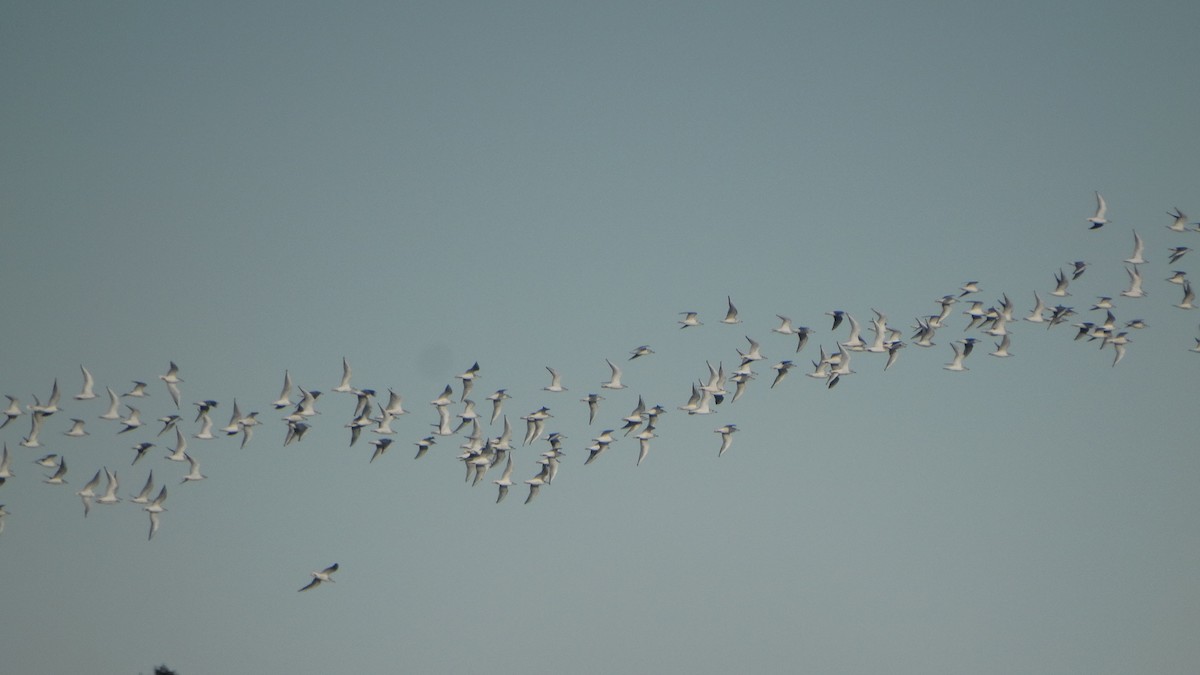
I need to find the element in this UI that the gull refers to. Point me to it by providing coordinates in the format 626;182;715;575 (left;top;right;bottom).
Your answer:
283;420;310;446
413;436;435;460
156;414;181;437
381;389;408;417
1120;265;1145;298
826;310;846;331
772;315;796;335
678;383;702;412
1109;334;1130;366
1024;292;1048;323
77;469;102;516
739;336;766;361
585;430;616;464
63;418;89;437
1125;319;1148;329
493;415;514;452
714;424;738;457
770;361;793;388
1087;191;1109;229
43;456;68;485
368;438;393;463
524;465;550;504
193;399;218;422
678;311;703;328
1068;261;1088;280
118;406;143;434
144;486;168;540
944;342;969;372
333;357;354;394
0;505;7;535
721;296;741;324
165;428;188;461
180;453;206;483
237;412;259;449
699;361;728;402
295;387;321;417
730;371;755;402
1050;269;1071;297
96;468;120;506
273;371;294;409
123;381;149;398
1090;297;1113;310
1;395;22;429
543;367;567;392
74;365;96;400
629;345;655;360
193;411;215;440
131;442;154;465
1168;247;1191;265
371;405;398;435
432;405;455;436
159;361;183;408
959;281;981;297
884;340;905;371
299;563;340;592
990;334;1013;358
1167;207;1190;232
635;425;657;466
688;388;715;415
620;396;646;436
1048;304;1076;328
521;407;552;445
911;317;937;347
20;411;45;448
455;361;481;401
130;471;154;504
601;359;627;389
30;379;62;416
492;455;515;503
429;384;454;408
1167;270;1188;285
97;387;121;420
485;389;509;424
0;444;12;480
35;454;59;468
793;326;814;353
581;393;604;425
840;314;865;351
1176;281;1195;310
1123;230;1147;264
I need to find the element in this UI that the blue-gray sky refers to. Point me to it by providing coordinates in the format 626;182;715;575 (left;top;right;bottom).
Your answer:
2;2;1199;673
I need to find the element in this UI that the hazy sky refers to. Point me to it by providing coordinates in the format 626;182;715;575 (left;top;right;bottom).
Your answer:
2;2;1199;673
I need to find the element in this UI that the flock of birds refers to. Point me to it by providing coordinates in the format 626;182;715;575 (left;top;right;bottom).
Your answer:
2;192;1198;592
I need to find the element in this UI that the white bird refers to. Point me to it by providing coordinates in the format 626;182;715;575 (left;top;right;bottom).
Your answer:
1123;230;1146;264
429;384;454;408
1175;281;1195;310
944;342;969;372
739;335;765;361
772;315;796;335
368;438;393;463
144;485;168;540
130;471;155;504
123;381;149;398
131;442;154;465
273;371;294;409
160;361;183;408
96;468;120;506
74;365;96;400
0;444;12;480
1168;247;1191;265
299;563;340;592
20;411;45;448
180;453;206;483
1050;269;1071;297
1;395;22;429
714;424;738;457
989;334;1013;358
635;425;657;466
721;296;741;324
413;436;435;460
77;469;102;516
35;453;59;468
1120;265;1146;298
118;406;143;434
485;389;509;424
492;455;515;503
193;411;215;440
43;456;68;485
0;505;7;535
63;418;88;437
770;361;793;388
1088;191;1109;228
383;389;408;417
581;393;604;425
1024;291;1047;323
628;345;655;360
524;465;550;504
98;387;121;420
601;359;626;389
543;367;567;392
333;357;354;394
29;379;62;416
678;311;703;328
165;428;188;462
1167;207;1190;232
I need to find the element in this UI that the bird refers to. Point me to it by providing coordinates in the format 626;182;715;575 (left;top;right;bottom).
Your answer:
333;358;355;394
1;396;22;429
273;371;294;409
601;359;626;389
63;418;88;437
131;442;154;466
95;468;120;506
1069;261;1089;279
581;393;604;425
118;406;143;434
0;444;12;481
76;469;102;516
165;428;188;461
123;381;149;398
628;345;654;360
368;438;393;463
43;456;68;485
714;424;738;457
98;387;121;420
1087;191;1109;228
74;365;96;400
678;311;703;328
1166;207;1190;232
1123;230;1146;264
180;453;206;483
1168;247;1191;265
1120;265;1146;298
492;455;515;503
129;471;155;504
30;379;62;416
413;436;436;460
944;342;969;372
1050;269;1071;297
144;486;168;540
1175;281;1195;310
160;361;183;408
543;367;567;392
721;296;741;324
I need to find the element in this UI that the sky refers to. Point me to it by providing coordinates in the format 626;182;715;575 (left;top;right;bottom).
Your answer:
2;1;1199;673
